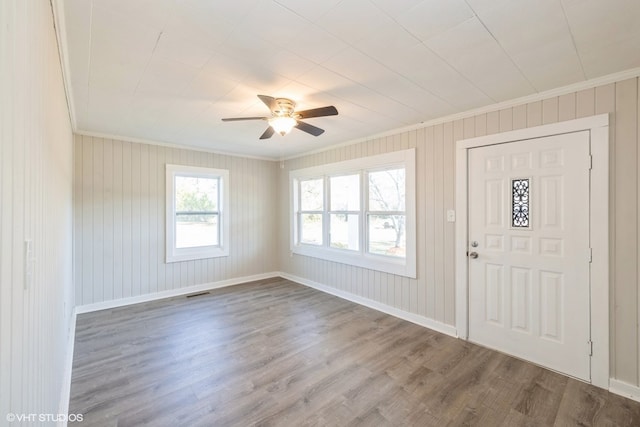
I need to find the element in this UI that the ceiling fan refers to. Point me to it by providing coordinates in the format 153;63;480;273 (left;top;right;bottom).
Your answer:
221;95;338;140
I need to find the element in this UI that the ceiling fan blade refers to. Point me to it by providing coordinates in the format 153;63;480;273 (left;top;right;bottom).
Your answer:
259;126;275;140
295;106;338;119
221;116;268;122
257;95;277;111
295;120;325;137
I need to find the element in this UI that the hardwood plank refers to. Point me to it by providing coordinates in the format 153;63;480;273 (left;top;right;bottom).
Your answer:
513;104;527;130
475;113;487;137
69;279;640;426
446;121;461;325
558;93;577;121
527;101;542;127
542;97;559;124
424;126;436;319
74;135;84;304
614;78;639;383
81;135;94;304
487;110;500;134
499;108;513;132
414;128;426;317
463;117;475;138
92;139;105;301
577;88;596;118
433;124;445;322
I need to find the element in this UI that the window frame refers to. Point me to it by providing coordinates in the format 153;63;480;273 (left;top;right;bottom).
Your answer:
166;164;230;263
290;149;416;278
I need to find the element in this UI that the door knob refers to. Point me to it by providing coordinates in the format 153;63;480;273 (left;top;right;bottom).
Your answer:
468;251;479;259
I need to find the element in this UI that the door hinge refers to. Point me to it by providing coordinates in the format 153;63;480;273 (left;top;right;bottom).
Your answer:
588;247;593;263
588;154;593;170
588;340;593;356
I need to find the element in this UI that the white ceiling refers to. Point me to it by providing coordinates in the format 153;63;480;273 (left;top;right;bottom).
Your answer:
62;0;640;159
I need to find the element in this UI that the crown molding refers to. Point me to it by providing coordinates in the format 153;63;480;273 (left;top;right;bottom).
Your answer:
74;129;278;162
50;0;78;131
281;66;640;161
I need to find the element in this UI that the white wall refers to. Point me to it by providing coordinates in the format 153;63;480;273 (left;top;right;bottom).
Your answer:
278;78;640;389
0;0;74;422
73;135;279;306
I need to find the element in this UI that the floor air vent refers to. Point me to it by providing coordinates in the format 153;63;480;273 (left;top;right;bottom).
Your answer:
186;291;210;298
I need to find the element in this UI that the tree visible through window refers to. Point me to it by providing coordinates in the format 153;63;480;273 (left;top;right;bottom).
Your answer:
290;148;416;278
166;164;229;263
368;168;406;257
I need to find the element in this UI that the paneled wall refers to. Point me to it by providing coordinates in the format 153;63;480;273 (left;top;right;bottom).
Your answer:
73;135;278;306
278;78;640;387
0;0;74;420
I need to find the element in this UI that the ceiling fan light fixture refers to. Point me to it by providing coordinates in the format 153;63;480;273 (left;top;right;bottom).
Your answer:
222;95;337;139
269;116;297;136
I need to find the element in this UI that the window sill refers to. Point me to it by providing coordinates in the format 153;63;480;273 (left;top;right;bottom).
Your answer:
166;246;229;263
291;244;416;278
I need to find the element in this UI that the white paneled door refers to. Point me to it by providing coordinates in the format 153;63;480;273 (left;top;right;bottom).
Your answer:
468;131;591;381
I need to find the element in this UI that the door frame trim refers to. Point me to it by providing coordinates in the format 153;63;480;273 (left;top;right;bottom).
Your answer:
454;114;610;389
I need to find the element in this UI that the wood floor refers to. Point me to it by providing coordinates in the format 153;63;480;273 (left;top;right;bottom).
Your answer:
69;278;640;426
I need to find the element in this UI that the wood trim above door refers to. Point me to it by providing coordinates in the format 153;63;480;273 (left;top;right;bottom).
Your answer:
454;114;610;389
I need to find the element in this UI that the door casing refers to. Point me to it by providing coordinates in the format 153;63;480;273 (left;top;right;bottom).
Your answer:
455;114;609;389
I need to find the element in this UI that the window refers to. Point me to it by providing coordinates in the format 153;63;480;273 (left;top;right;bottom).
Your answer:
511;178;530;228
368;168;405;257
299;178;324;245
166;164;229;262
329;174;360;251
290;149;416;278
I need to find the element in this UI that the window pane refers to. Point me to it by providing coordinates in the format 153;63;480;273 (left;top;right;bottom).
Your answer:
368;214;405;257
330;174;360;211
512;178;530;228
176;214;218;248
330;214;359;251
176;176;218;212
300;213;323;245
368;168;405;211
300;179;323;211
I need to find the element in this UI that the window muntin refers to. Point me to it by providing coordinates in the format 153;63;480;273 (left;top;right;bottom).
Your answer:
166;165;229;263
290;149;416;278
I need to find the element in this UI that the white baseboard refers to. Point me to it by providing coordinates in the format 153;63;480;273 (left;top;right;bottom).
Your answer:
75;272;280;314
610;378;640;403
57;307;77;427
279;272;458;338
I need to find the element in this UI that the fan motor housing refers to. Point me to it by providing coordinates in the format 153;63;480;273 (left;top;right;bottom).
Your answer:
273;98;296;117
